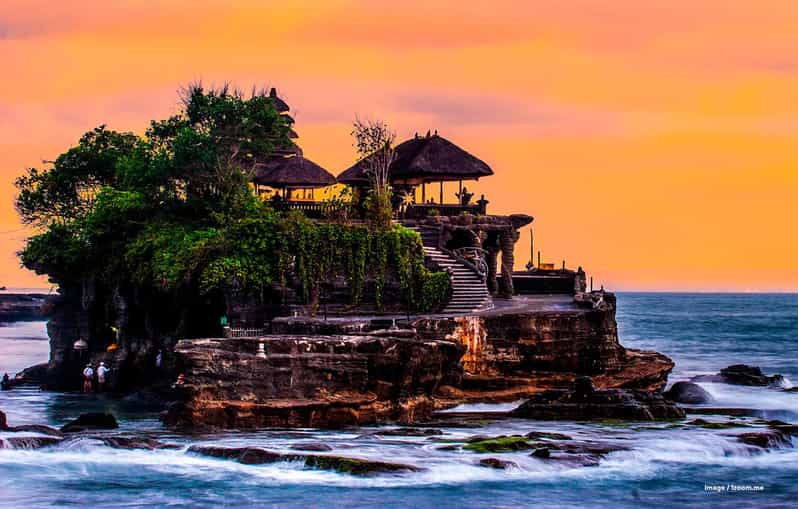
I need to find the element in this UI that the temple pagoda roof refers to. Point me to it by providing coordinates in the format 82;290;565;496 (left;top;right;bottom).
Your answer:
254;155;336;188
337;133;494;185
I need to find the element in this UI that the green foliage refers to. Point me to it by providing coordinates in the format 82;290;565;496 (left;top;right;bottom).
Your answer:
463;436;533;453
15;84;448;316
363;188;393;230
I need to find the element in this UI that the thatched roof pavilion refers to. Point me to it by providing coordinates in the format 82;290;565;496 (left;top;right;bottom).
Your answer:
337;134;494;186
254;155;336;190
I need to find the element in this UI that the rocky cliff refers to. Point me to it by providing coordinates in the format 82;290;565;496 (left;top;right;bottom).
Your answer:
164;291;675;430
416;292;674;405
164;334;463;429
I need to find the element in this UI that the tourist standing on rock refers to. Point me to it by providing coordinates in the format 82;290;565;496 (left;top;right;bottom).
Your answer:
82;364;94;393
96;362;110;392
1;373;11;391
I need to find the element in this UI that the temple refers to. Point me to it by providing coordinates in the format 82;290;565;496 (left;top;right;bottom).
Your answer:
245;90;579;313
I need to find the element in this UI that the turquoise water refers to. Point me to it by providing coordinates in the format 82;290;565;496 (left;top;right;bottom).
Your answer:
1;293;797;508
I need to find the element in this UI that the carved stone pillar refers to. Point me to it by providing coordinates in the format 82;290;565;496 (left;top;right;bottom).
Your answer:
486;248;499;294
498;229;518;297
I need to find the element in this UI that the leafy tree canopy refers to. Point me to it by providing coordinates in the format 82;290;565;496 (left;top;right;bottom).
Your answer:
15;84;448;321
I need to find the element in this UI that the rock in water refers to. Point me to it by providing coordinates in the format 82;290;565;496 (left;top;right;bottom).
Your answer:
664;381;714;404
693;364;784;386
188;445;420;475
3;436;62;449
303;455;420;476
737;431;792;449
60;413;119;433
289;442;333;452
478;458;517;469
0;410;6;430
100;436;180;450
510;382;685;421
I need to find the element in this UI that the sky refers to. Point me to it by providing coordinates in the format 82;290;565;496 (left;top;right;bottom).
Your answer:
1;0;797;291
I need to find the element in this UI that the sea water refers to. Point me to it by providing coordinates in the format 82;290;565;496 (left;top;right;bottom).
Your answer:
0;293;796;508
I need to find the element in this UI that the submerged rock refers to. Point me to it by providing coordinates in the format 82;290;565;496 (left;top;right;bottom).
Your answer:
2;436;62;449
664;381;714;404
737;431;792;449
531;447;550;458
686;419;749;429
100;436;180;450
60;413;119;433
478;458;517;469
187;445;420;475
6;424;64;437
0;410;6;429
374;428;444;437
289;442;333;452
510;378;684;421
525;431;572;441
463;435;533;453
303;455;420;476
693;365;784;387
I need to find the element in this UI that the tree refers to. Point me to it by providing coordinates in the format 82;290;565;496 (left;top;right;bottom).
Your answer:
351;117;396;229
15;126;142;227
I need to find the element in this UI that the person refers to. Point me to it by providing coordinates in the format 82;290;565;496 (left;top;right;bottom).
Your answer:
1;373;11;391
82;364;94;393
96;362;110;392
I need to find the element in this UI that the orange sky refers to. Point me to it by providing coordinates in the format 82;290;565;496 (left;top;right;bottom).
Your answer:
2;0;797;291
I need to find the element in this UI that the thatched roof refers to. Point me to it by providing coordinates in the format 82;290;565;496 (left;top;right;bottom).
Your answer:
268;88;290;113
254;155;336;188
337;134;494;185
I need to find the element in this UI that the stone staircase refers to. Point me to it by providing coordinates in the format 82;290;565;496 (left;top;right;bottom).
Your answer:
406;225;492;314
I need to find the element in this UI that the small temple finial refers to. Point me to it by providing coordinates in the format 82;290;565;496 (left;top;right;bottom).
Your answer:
426;129;430;137
269;87;277;97
434;129;438;136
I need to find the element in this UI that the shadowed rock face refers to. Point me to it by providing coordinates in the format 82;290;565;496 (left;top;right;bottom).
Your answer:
693;364;784;387
165;335;464;430
664;381;714;404
510;377;685;421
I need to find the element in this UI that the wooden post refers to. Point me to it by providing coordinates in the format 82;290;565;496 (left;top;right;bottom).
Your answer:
590;277;593;292
530;227;534;269
537;251;541;269
439;181;443;204
422;182;426;203
562;260;566;270
459;179;463;203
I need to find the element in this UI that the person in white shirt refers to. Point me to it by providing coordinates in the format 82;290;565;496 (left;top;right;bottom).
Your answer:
97;362;110;392
82;364;94;393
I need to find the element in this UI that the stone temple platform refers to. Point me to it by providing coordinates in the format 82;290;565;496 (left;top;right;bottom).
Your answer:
164;291;675;430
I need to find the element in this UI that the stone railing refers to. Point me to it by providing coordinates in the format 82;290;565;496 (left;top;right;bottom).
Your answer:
403;202;485;219
224;327;268;338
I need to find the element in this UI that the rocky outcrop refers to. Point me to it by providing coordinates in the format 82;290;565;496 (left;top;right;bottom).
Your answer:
165;335;463;430
693;364;784;387
510;377;684;421
60;413;119;433
187;445;421;475
737;430;792;449
664;381;714;404
418;292;674;407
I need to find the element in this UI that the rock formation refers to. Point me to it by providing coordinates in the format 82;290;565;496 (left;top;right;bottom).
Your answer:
164;335;463;429
692;364;785;387
509;376;684;421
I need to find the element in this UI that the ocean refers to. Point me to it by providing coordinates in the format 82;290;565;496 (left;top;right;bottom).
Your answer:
1;293;796;508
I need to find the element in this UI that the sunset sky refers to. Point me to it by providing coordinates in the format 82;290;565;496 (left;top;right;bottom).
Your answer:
1;0;797;291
